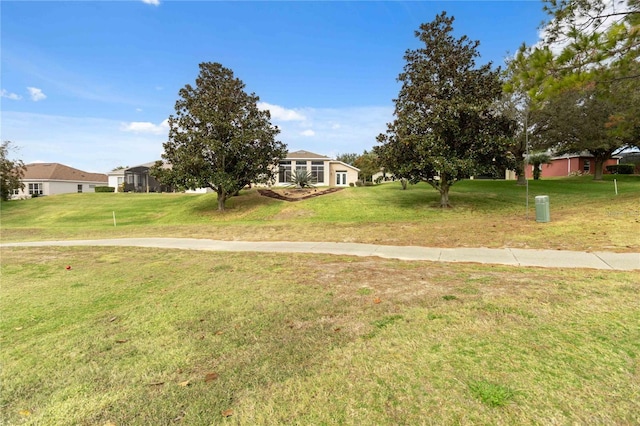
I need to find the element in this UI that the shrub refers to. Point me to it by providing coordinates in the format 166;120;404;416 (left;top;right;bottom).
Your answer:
375;176;384;184
95;186;115;193
364;181;374;186
355;180;363;187
606;164;635;174
349;182;354;187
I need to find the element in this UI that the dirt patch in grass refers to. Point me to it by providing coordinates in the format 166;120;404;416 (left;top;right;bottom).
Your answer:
258;187;343;201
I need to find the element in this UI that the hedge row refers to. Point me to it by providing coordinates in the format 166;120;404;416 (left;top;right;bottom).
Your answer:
95;186;116;193
606;164;635;174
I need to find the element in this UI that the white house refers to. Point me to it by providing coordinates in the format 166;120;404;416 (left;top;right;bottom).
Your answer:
277;150;360;187
13;163;108;199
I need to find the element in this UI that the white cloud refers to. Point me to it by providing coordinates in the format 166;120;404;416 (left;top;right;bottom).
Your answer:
1;89;22;100
136;108;143;112
1;111;166;173
27;87;46;102
120;119;169;135
273;105;394;157
141;0;160;6
257;102;306;121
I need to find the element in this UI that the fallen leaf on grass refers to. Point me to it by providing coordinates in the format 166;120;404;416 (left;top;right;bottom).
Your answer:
205;372;219;382
15;327;23;331
115;339;128;344
19;410;31;416
373;297;382;304
215;330;224;335
178;380;191;387
148;381;165;386
103;422;116;426
221;409;233;417
108;317;117;322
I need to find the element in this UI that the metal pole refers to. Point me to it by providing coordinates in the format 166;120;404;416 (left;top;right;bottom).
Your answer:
525;110;529;221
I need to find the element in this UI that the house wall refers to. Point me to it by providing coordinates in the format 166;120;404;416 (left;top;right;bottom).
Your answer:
108;175;124;192
328;163;359;186
13;179;104;198
525;157;619;178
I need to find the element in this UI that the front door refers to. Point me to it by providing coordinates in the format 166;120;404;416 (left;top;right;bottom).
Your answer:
335;171;347;186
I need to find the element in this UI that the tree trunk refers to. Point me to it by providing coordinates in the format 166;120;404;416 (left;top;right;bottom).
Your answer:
438;176;451;208
217;188;227;211
400;178;408;190
593;158;605;180
515;161;527;185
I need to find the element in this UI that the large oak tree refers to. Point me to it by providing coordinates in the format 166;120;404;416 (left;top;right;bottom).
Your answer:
376;12;515;207
155;63;287;210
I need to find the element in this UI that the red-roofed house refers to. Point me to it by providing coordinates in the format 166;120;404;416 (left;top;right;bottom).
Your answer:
12;163;108;199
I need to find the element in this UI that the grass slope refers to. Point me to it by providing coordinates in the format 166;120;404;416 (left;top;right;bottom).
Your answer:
1;247;639;425
1;176;639;252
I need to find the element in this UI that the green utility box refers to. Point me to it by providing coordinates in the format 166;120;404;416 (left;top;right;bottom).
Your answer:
535;195;550;223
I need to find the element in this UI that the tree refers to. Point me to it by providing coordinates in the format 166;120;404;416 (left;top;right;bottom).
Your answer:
376;12;515;207
494;88;534;185
526;152;552;180
507;1;639;180
353;150;380;183
335;152;358;165
511;0;639;100
530;78;638;180
154;63;287;211
0;141;26;201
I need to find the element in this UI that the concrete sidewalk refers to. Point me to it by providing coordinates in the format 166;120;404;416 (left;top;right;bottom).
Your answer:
2;238;639;271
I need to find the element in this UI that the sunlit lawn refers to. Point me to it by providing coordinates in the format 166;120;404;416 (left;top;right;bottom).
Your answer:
1;175;639;252
1;247;639;425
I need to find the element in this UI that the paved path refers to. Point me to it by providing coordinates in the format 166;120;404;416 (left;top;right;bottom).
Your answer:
2;238;639;271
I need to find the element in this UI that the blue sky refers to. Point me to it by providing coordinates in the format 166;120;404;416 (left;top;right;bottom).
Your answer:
1;1;546;173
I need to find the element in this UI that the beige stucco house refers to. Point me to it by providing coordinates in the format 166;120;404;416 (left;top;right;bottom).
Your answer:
12;163;108;199
277;150;360;187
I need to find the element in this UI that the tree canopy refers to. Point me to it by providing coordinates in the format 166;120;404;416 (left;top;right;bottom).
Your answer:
154;62;287;210
354;150;380;183
0;141;26;201
376;12;515;207
506;0;639;180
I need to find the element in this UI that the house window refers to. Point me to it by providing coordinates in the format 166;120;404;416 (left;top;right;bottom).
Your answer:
295;161;307;175
583;160;590;172
311;161;324;184
12;188;20;195
28;183;43;195
278;161;292;183
77;184;83;193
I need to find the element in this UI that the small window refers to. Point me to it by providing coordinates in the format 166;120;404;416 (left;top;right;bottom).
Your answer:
77;184;83;193
583;160;591;172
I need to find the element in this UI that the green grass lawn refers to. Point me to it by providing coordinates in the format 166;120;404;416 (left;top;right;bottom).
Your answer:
1;247;639;425
1;175;639;251
1;177;639;424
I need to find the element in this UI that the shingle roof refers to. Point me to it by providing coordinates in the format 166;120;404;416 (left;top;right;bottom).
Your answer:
23;163;108;183
286;150;330;160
